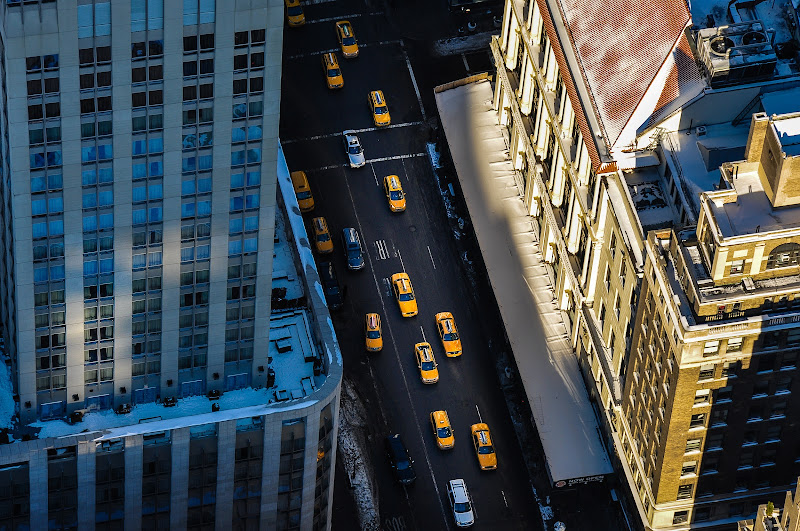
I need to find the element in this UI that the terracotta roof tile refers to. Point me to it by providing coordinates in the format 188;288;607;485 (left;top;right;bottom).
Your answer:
538;0;690;153
535;0;602;170
646;34;706;129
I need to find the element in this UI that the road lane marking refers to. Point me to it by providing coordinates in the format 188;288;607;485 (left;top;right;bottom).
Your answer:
375;239;389;260
420;326;426;342
502;490;508;508
475;404;483;424
371;162;380;186
305;12;381;24
427;245;436;270
304;153;426;173
285;40;401;60
342;174;451;530
398;248;406;272
462;52;470;72
401;41;427;121
281;121;424;144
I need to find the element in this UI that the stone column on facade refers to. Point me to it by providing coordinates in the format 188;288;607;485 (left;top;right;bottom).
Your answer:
499;0;513;54
526;167;542;216
550;151;566;206
259;412;281;530
77;440;96;530
750;242;766;276
215;420;236;530
504;14;520;71
712;248;728;280
124;435;143;531
499;87;511;128
170;427;190;529
520;54;534;116
566;201;583;254
28;445;47;531
584;241;605;302
493;73;503;112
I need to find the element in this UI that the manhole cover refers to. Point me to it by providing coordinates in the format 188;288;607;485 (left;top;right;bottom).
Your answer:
409;225;417;232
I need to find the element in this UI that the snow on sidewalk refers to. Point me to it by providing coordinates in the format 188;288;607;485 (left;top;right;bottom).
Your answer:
337;378;380;531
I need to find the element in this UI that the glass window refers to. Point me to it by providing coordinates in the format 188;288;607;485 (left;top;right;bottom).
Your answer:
131;0;146;31
148;0;163;29
94;2;111;36
78;4;94;38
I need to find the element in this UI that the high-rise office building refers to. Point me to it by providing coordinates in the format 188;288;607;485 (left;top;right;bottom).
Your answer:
0;1;342;529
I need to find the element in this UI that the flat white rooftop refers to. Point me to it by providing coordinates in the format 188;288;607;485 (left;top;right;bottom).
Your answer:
434;78;612;484
772;115;800;156
31;310;320;440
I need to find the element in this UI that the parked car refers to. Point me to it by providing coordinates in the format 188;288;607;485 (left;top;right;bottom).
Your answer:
342;227;365;270
447;479;475;527
385;434;416;485
318;261;343;310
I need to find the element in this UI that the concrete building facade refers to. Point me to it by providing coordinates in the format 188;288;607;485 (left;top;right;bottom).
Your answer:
0;1;343;530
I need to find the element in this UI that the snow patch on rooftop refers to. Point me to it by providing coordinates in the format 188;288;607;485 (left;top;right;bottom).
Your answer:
273;211;304;300
32;310;320;440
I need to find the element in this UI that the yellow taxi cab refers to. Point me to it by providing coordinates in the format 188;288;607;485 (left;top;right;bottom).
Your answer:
430;410;454;450
435;312;462;357
414;342;439;384
312;217;333;254
391;272;418;317
365;313;383;352
383;175;406;212
368;90;391;127
290;170;315;212
284;0;305;27
335;20;359;58
470;423;497;470
321;52;343;89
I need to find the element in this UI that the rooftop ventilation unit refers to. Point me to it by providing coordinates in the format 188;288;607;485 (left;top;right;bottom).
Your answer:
696;21;777;87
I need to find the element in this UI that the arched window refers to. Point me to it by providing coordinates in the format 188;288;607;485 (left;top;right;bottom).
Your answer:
766;243;800;269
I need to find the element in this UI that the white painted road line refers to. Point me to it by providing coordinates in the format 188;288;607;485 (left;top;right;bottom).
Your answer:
401;41;427;121
304;153;427;173
420;326;426;342
427;245;436;270
368;153;427;164
462;52;470;72
370;163;379;186
286;40;401;60
502;490;508;508
342;174;451;530
281;121;424;144
398;248;406;272
305;12;381;24
375;239;389;260
475;404;483;424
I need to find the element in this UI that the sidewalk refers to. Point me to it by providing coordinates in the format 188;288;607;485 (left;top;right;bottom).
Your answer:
433;78;612;487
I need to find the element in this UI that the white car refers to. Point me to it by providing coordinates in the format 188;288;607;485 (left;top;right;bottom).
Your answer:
446;479;475;527
343;131;365;168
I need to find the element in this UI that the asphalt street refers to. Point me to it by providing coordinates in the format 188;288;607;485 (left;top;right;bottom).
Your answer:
280;1;542;530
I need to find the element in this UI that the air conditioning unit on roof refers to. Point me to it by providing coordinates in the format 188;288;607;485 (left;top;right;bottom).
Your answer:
696;21;777;87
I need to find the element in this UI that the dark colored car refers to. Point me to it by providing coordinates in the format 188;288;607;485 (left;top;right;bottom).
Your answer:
385;433;416;485
318;261;343;311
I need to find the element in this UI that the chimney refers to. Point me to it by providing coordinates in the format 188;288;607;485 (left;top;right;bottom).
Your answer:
746;112;770;162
